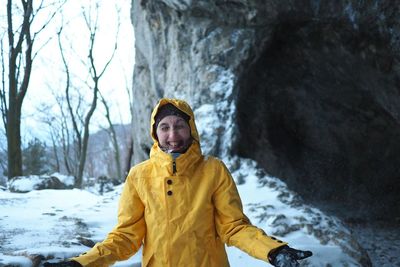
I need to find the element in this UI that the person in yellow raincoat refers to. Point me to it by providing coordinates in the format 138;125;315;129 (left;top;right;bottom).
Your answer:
44;98;312;267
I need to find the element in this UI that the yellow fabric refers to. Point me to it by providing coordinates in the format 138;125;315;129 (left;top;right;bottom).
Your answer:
73;98;286;267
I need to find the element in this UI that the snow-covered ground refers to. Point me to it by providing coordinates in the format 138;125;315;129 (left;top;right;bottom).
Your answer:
0;184;141;267
0;157;370;267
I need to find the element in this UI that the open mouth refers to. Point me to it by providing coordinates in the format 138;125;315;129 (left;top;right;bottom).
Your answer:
166;141;185;152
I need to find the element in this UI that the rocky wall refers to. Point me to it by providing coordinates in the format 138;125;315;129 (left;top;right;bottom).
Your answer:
131;0;400;223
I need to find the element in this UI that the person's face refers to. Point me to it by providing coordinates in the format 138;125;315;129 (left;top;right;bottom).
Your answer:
156;115;192;153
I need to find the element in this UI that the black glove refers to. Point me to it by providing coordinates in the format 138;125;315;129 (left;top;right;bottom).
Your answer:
43;260;82;267
269;245;312;267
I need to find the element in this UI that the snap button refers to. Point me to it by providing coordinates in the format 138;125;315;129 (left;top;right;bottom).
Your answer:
167;190;173;196
167;179;173;185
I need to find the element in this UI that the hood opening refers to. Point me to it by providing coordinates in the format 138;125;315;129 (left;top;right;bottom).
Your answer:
234;20;400;222
150;98;201;153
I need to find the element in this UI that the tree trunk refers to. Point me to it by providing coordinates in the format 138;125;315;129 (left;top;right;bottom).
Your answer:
6;105;22;178
6;0;33;179
123;136;134;178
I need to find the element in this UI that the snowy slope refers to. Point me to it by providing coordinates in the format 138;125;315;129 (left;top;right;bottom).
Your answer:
226;157;364;266
0;157;365;266
0;185;141;267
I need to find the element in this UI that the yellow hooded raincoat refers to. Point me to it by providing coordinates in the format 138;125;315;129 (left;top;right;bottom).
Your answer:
73;98;286;267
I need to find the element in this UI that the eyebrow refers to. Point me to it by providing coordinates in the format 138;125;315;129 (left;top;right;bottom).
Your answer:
158;119;187;127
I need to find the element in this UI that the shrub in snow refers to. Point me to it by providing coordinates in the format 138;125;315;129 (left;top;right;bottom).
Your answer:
22;138;50;175
8;174;74;193
84;175;117;195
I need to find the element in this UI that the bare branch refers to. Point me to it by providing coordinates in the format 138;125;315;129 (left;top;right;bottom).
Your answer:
57;25;82;153
99;90;122;180
0;37;8;130
97;4;120;79
32;0;67;39
7;0;14;51
11;0;32;62
32;34;54;60
17;1;33;107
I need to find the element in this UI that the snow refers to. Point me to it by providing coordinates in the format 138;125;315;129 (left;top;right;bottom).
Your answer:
193;65;237;158
226;158;358;266
7;173;75;193
0;186;142;266
7;175;42;192
50;173;75;186
1;157;363;266
194;104;219;154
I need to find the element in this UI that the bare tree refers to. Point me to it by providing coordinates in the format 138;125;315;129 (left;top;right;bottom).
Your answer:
37;96;71;174
0;0;65;179
99;91;122;181
122;71;134;177
56;2;119;187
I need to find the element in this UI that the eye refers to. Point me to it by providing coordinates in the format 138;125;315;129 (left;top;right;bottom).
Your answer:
160;126;169;132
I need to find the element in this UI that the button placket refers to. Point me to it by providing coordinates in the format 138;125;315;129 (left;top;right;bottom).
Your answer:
167;178;173;196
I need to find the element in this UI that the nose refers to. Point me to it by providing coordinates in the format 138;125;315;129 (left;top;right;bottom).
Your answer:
168;128;179;140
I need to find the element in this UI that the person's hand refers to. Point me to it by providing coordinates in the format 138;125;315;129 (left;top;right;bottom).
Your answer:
268;245;312;267
43;260;82;267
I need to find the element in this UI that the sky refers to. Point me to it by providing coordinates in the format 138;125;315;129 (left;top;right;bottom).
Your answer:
0;0;135;146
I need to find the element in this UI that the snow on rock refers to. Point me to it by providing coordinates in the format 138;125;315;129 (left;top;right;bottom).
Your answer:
7;175;42;192
50;173;75;187
193;65;237;158
195;104;219;155
225;157;371;266
7;174;75;193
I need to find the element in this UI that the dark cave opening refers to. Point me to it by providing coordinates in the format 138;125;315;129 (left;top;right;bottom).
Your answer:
235;20;400;222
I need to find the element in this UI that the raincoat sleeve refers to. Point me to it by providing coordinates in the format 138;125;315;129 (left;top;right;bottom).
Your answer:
213;160;287;263
72;167;146;267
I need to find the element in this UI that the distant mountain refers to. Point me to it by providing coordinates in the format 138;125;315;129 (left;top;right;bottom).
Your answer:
85;124;132;181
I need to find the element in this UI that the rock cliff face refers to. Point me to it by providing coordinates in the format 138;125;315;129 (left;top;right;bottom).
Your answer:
131;0;399;260
234;2;400;222
131;0;400;222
